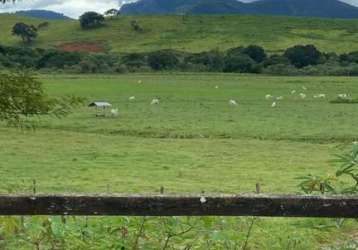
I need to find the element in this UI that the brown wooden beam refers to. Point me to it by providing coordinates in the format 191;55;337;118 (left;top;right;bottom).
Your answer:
0;194;357;217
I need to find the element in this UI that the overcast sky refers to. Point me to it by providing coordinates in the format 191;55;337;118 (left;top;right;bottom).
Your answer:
1;0;358;19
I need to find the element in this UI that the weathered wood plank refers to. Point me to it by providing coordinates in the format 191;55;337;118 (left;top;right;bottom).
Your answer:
0;195;357;217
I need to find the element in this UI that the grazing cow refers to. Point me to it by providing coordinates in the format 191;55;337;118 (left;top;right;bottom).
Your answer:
151;98;160;105
229;100;238;106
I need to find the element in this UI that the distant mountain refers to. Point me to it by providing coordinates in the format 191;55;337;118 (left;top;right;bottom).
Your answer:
14;10;71;20
121;0;358;18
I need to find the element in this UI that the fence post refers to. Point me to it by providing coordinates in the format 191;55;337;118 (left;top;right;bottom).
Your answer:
32;180;36;195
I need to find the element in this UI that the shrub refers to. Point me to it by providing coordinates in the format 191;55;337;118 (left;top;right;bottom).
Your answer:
114;64;128;74
223;54;257;73
263;64;300;75
121;53;147;70
242;45;267;63
226;46;245;57
148;50;179;71
184;50;225;72
340;51;358;64
284;44;322;68
37;50;82;69
263;54;289;67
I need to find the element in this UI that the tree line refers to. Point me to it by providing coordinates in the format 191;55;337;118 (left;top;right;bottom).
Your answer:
2;43;358;76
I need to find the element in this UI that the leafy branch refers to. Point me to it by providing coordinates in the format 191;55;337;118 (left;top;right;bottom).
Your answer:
0;72;85;128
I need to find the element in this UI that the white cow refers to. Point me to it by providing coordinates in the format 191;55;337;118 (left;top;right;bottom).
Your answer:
313;94;326;99
229;100;238;106
151;98;160;105
110;108;119;117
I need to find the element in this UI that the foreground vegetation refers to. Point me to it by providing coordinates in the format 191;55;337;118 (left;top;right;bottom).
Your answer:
0;73;358;249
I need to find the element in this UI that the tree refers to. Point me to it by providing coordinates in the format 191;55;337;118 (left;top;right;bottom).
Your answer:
12;23;38;44
242;45;267;63
339;51;358;64
0;72;84;127
79;12;105;29
130;20;143;32
104;8;120;18
223;54;258;73
121;53;147;69
148;50;179;70
185;50;225;72
284;45;322;68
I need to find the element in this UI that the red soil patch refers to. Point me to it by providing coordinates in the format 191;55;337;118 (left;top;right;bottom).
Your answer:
58;42;105;53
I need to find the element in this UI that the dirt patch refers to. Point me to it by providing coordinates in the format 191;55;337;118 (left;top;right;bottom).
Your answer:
58;42;105;53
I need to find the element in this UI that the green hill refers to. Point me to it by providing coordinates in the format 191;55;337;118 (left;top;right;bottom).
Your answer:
121;0;358;19
2;14;358;53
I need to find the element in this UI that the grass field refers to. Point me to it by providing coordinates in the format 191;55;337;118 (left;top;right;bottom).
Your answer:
2;73;358;193
1;73;358;249
2;14;358;53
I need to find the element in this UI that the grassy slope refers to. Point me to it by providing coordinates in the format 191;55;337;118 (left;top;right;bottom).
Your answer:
2;14;358;53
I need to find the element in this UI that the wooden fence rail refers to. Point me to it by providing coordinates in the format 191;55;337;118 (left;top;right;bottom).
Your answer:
0;194;357;218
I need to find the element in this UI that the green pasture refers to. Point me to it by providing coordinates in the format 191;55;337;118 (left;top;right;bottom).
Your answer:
0;73;358;249
1;73;357;193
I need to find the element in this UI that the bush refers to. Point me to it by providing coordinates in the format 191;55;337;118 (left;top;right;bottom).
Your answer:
263;54;289;67
340;51;358;64
121;53;147;69
0;43;354;75
226;46;245;57
223;54;258;73
284;44;322;68
242;45;267;63
148;50;179;71
114;64;128;74
79;54;118;73
37;50;82;69
184;50;225;72
263;64;300;75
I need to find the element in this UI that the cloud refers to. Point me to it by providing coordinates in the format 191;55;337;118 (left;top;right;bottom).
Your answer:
341;0;358;6
0;0;120;18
